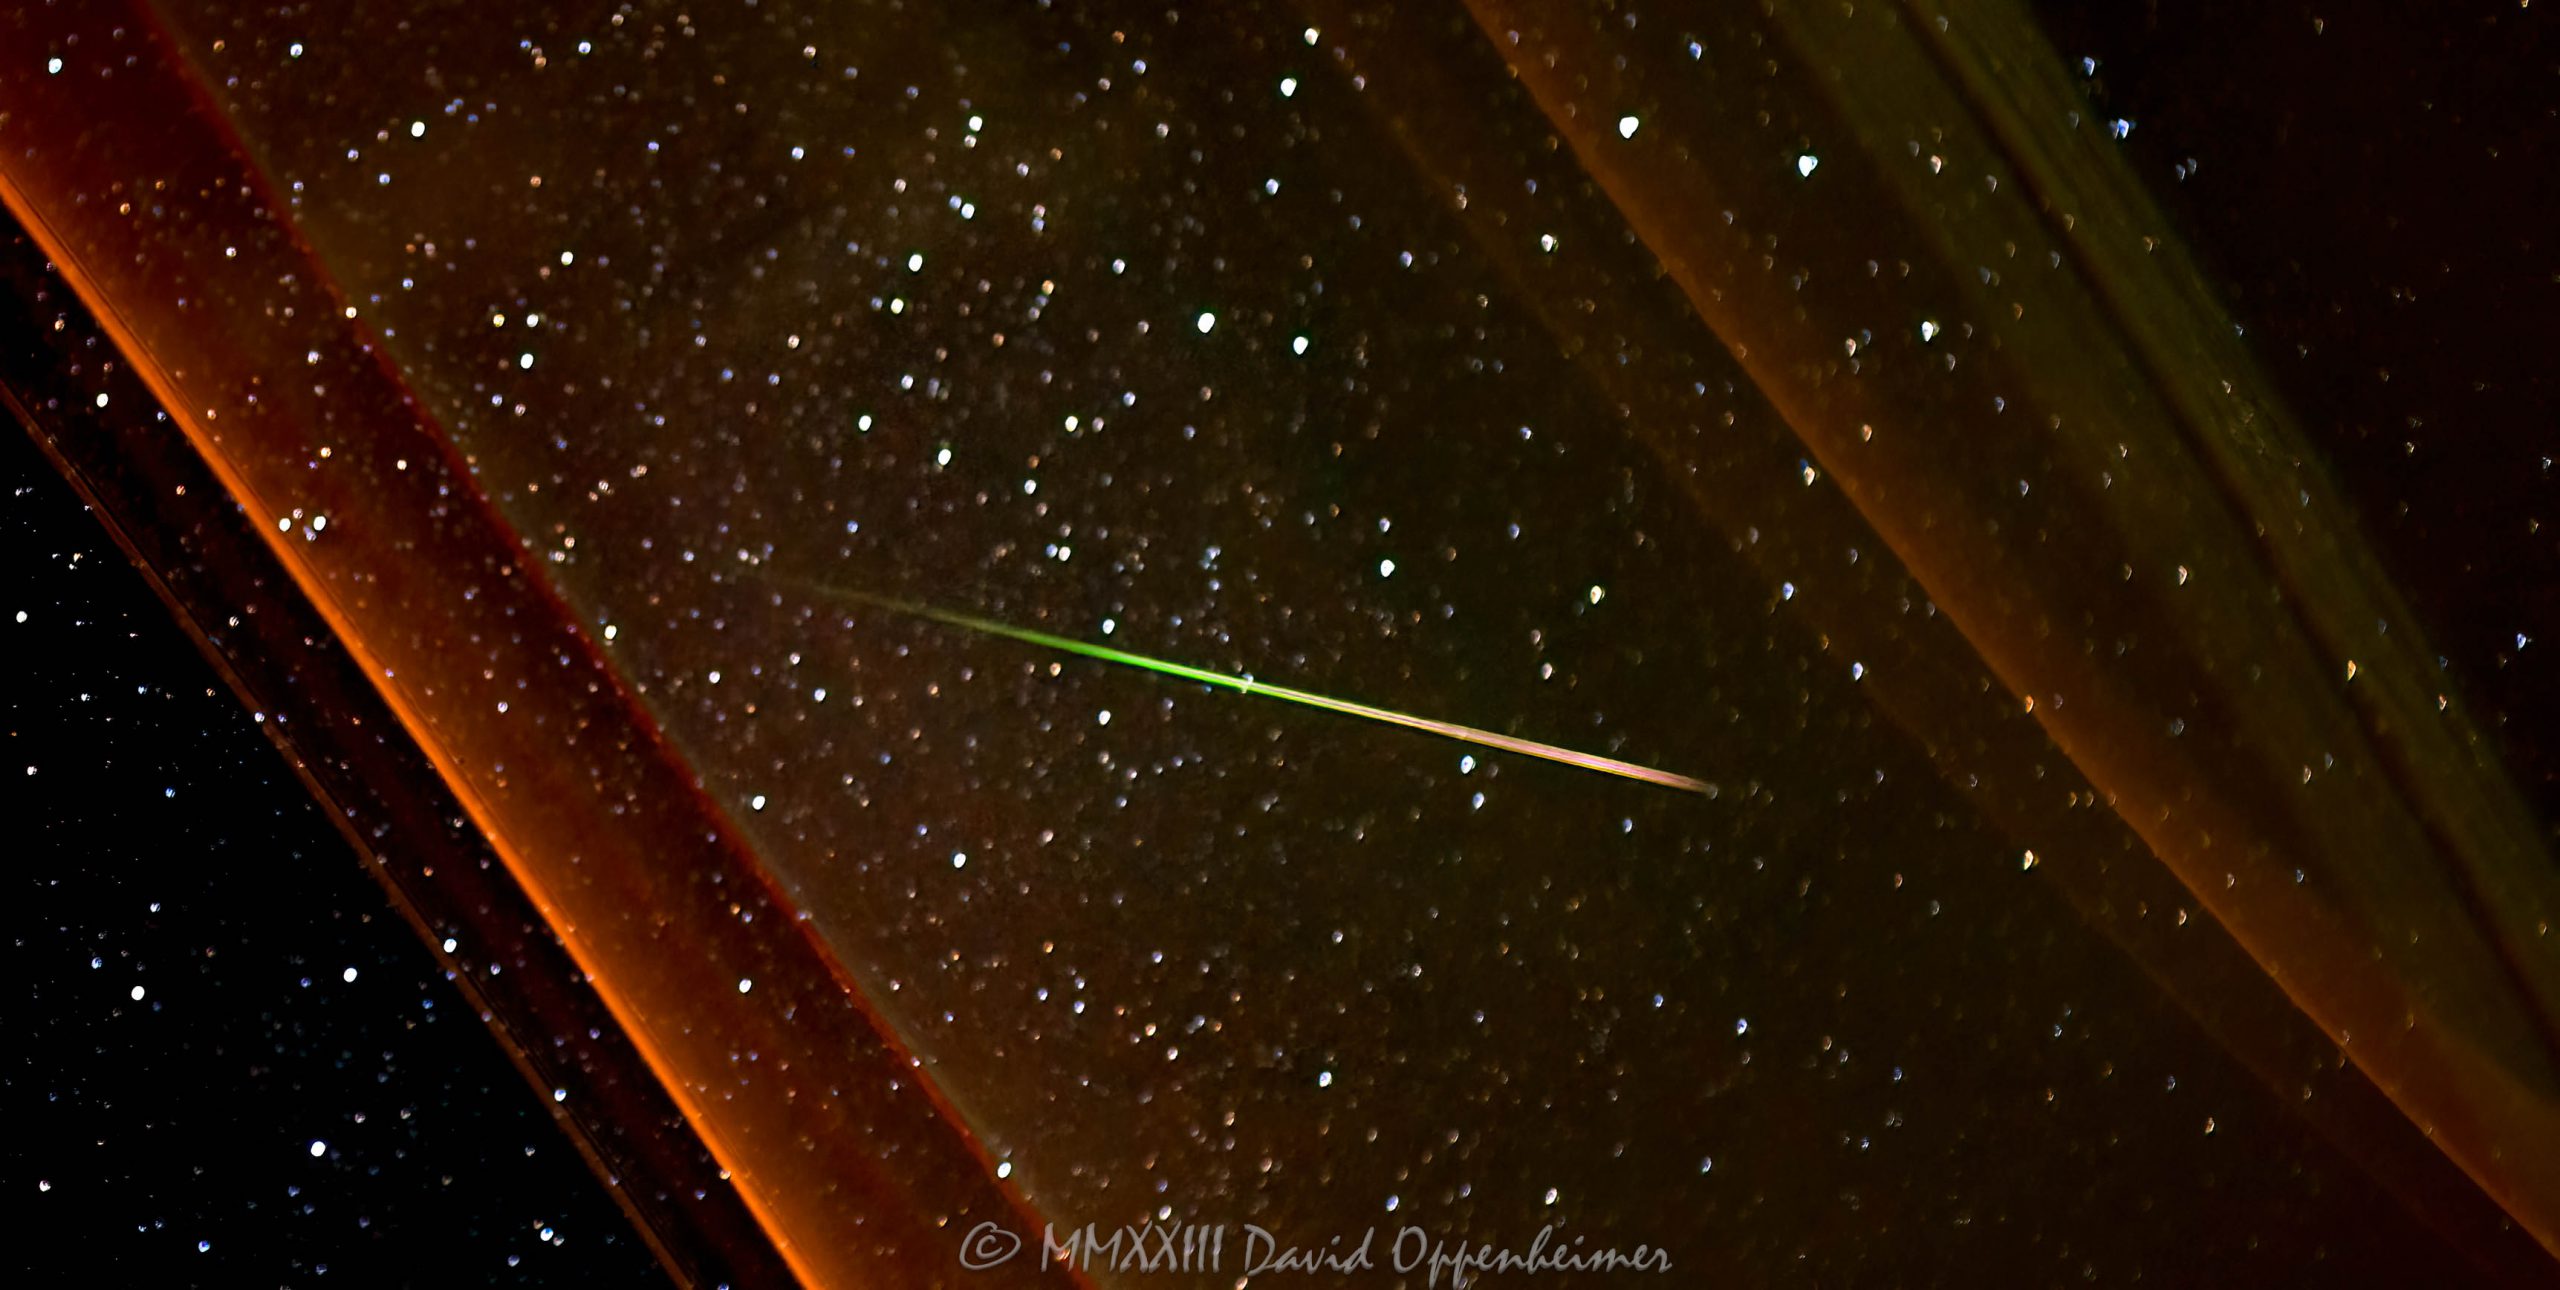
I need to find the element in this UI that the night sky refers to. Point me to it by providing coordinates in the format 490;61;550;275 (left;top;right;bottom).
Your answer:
4;421;664;1286
3;0;2554;1285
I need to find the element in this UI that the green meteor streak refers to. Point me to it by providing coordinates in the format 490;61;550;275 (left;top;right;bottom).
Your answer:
770;575;1712;795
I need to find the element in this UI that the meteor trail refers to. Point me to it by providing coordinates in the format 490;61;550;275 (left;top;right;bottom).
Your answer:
769;576;1713;795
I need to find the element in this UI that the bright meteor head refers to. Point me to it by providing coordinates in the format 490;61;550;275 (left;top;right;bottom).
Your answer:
761;573;1715;796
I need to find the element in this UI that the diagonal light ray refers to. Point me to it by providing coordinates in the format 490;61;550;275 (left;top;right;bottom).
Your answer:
769;575;1714;795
